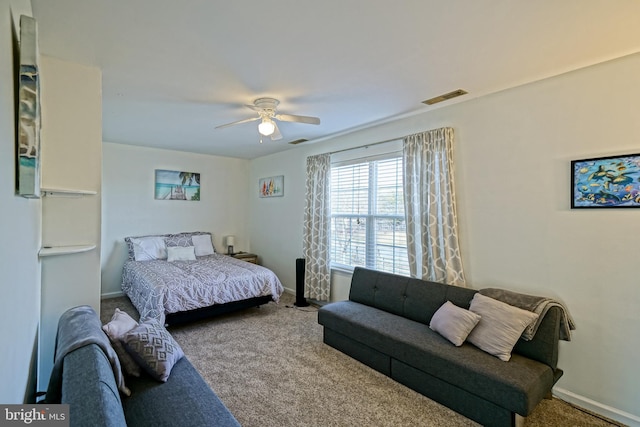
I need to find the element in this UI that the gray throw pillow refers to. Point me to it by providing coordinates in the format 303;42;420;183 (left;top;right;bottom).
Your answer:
429;301;481;346
123;318;184;382
467;293;539;361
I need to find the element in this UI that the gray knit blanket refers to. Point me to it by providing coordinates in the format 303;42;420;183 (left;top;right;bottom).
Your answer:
45;305;130;403
479;288;576;341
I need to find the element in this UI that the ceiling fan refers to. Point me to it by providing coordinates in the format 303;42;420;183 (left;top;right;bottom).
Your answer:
215;97;320;142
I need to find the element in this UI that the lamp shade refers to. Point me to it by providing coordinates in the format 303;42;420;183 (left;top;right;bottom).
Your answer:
258;119;275;136
225;235;235;247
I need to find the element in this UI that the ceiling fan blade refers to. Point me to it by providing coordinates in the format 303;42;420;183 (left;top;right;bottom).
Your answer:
274;113;320;125
271;122;283;140
215;116;259;129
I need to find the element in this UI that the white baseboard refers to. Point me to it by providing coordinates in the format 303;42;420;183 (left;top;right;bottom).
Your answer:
100;291;124;299
553;387;640;427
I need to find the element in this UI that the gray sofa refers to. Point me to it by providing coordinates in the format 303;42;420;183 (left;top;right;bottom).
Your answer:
318;267;564;427
46;306;240;427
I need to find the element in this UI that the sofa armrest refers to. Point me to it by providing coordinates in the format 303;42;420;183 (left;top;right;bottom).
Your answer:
61;344;127;427
513;305;562;371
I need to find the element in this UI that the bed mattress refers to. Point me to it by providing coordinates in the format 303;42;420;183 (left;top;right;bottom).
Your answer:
122;253;283;324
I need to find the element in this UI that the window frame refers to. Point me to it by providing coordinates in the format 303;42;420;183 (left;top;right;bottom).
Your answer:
329;150;409;276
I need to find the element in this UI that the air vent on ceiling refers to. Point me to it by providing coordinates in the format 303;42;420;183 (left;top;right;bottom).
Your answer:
422;89;468;105
288;138;308;145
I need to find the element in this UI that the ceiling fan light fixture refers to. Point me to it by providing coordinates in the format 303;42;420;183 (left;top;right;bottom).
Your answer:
258;118;275;136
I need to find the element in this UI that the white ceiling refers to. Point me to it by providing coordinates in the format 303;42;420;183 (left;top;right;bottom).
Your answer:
31;1;640;159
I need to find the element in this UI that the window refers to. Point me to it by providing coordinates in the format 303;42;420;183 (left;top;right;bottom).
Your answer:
330;154;409;276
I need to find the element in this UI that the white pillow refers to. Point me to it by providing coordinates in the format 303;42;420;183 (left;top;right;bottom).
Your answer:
130;236;167;261
191;234;215;256
466;293;539;361
167;245;196;262
429;301;481;346
102;308;142;377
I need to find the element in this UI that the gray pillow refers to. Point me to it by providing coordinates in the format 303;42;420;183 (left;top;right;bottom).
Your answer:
123;319;184;382
467;293;539;361
165;234;193;247
429;301;481;346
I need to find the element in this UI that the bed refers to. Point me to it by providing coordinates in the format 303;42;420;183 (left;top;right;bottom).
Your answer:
121;232;284;325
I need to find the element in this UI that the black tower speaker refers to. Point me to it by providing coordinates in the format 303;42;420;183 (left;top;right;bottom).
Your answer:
295;258;309;307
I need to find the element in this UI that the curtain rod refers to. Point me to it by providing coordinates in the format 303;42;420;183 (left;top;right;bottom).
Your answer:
327;136;404;156
323;126;451;156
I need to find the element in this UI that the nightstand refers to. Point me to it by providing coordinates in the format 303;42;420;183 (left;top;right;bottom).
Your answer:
231;252;258;264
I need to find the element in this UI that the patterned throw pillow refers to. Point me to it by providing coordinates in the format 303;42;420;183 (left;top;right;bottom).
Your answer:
165;234;193;247
102;308;142;377
123;319;184;382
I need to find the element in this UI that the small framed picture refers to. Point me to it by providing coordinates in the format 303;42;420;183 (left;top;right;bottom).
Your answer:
259;175;284;198
571;153;640;208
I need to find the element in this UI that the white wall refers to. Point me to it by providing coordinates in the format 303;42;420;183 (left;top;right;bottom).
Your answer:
38;55;102;391
101;142;251;296
0;0;40;404
249;53;640;424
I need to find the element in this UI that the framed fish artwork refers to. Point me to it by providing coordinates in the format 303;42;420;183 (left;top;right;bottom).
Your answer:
571;153;640;208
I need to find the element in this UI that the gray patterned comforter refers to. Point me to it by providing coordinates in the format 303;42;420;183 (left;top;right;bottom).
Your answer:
122;254;284;324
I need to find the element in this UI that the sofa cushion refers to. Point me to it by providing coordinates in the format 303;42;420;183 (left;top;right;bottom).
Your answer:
124;357;241;427
318;301;554;415
467;293;539;361
348;267;477;325
429;301;481;346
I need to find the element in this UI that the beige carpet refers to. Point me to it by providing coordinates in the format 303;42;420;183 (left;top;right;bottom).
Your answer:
101;294;622;427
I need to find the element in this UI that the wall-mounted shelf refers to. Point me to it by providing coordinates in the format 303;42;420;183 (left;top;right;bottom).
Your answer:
41;187;97;197
39;244;96;257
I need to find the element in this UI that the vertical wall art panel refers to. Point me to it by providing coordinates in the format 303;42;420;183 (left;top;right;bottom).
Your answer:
16;15;40;198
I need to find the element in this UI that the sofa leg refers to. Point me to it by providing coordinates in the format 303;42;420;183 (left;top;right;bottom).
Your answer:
514;413;526;427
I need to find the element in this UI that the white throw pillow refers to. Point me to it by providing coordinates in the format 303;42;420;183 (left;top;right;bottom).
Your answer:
102;308;142;377
429;301;481;346
191;234;215;256
130;236;167;261
167;245;196;262
466;293;539;361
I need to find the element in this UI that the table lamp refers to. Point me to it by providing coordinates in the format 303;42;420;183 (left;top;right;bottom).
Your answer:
225;235;235;255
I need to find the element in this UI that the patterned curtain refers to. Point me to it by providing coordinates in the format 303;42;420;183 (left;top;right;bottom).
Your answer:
403;127;466;286
303;153;331;301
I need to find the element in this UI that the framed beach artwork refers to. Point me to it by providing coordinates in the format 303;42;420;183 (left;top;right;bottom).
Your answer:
259;175;284;198
571;153;640;208
155;169;200;201
16;15;41;198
